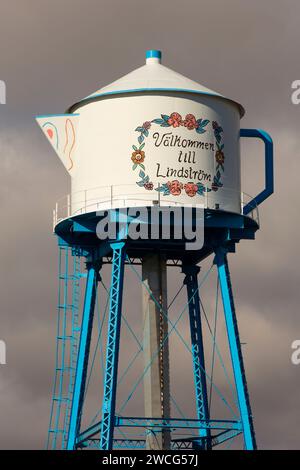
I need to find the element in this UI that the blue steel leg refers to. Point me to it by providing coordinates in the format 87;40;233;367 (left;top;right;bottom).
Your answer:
100;242;126;450
67;261;100;450
214;248;256;450
182;265;211;450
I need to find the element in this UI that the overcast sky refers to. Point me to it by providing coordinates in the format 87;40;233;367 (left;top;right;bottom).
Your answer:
0;0;300;449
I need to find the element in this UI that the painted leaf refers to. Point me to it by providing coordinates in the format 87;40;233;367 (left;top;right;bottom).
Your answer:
196;183;205;195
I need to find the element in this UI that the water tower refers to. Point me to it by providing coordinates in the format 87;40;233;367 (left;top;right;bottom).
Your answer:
36;50;273;450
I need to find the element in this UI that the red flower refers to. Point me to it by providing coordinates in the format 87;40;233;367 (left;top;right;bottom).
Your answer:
184;182;198;197
167;180;183;196
167;112;183;128
183;114;198;130
144;182;154;190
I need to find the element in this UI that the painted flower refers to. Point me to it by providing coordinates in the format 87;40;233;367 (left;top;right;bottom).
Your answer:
144;182;154;190
215;150;225;165
143;121;151;130
183;114;198;130
184;182;198;197
167;112;183;128
211;182;219;192
131;149;145;164
212;121;219;130
167;180;183;196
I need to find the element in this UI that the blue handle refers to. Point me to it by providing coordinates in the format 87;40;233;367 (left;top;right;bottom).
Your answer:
240;128;274;215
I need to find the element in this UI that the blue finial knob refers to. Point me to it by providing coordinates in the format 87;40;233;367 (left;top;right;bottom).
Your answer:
146;50;162;61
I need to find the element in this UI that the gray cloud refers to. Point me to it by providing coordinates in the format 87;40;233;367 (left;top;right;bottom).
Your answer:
0;0;299;449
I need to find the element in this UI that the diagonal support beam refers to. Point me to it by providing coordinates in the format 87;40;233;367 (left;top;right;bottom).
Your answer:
67;260;100;449
100;241;126;450
214;247;256;450
182;264;211;450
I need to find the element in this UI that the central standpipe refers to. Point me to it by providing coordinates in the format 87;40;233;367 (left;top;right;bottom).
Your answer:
142;254;171;450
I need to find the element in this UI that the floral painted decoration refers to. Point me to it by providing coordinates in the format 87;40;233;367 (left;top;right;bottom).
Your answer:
131;149;145;165
131;113;225;197
152;112;210;134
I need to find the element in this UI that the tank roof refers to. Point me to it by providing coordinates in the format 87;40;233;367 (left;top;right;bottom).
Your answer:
68;50;244;116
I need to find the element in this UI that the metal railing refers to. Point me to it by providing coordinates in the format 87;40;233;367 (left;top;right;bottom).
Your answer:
53;184;259;230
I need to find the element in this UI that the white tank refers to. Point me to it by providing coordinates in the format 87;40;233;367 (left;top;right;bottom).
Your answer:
36;50;245;223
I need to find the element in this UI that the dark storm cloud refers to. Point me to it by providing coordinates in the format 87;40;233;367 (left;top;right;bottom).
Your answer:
0;0;299;449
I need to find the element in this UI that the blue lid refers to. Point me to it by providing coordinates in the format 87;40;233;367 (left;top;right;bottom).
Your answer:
146;50;162;60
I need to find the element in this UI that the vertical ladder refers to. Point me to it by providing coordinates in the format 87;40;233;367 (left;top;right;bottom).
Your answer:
47;247;82;449
61;253;82;448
